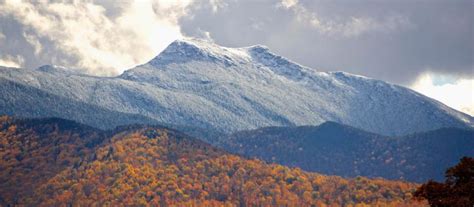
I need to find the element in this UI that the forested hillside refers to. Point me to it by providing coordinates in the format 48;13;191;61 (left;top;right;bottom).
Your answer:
219;121;474;182
0;116;107;204
0;116;424;206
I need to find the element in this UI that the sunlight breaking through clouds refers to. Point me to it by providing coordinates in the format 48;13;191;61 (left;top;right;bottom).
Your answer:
411;72;474;116
0;55;24;68
0;0;192;76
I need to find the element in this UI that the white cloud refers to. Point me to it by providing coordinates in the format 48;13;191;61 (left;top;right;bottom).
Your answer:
208;0;228;13
23;32;42;55
194;28;213;41
411;72;474;116
0;0;193;76
280;0;299;9
277;0;412;38
0;55;24;68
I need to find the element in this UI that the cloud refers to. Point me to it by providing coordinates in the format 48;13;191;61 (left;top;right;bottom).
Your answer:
411;72;474;116
0;0;192;76
179;0;473;86
279;0;298;9
0;55;24;68
276;0;412;38
0;0;472;88
208;0;228;13
194;28;214;41
22;32;42;55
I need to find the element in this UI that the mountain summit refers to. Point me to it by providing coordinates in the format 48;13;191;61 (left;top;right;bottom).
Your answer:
126;38;310;80
0;38;472;138
146;39;252;67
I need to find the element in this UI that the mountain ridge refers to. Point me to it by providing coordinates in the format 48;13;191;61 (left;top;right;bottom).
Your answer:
219;121;474;182
0;38;472;139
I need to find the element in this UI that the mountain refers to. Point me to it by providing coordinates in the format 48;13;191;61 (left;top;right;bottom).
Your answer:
0;116;423;206
0;77;161;129
218;122;474;182
0;75;224;140
0;38;472;139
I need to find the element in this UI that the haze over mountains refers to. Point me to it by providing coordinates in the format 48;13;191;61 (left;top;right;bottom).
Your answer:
0;38;472;139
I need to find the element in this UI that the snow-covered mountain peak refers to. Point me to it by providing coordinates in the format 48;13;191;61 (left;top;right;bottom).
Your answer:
246;44;270;52
7;38;469;137
245;44;313;80
119;38;321;89
129;38;314;82
146;38;251;68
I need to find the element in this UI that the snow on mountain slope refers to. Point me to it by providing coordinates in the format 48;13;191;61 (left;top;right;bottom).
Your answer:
0;38;472;136
0;77;160;129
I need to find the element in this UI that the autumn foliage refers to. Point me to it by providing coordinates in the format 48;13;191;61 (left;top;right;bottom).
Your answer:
0;116;424;206
0;115;105;205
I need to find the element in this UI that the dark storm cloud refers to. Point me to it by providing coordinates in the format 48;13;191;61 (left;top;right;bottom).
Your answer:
179;0;473;85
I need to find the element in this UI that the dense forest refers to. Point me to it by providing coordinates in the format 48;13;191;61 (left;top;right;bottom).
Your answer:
0;116;107;204
0;116;425;206
219;121;474;182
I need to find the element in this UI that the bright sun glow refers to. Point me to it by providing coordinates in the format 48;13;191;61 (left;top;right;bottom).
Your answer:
411;73;474;116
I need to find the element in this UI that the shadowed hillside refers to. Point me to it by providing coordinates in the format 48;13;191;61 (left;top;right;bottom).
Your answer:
219;121;474;182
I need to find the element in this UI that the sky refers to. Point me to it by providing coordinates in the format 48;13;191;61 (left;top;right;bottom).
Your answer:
0;0;472;115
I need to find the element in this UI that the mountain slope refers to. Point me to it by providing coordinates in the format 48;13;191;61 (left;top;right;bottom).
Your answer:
0;116;423;206
219;122;474;182
0;77;224;140
0;77;162;129
119;38;473;136
0;38;472;138
0;116;107;205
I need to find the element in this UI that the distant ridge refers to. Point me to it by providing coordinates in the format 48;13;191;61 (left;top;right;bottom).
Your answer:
219;121;474;182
